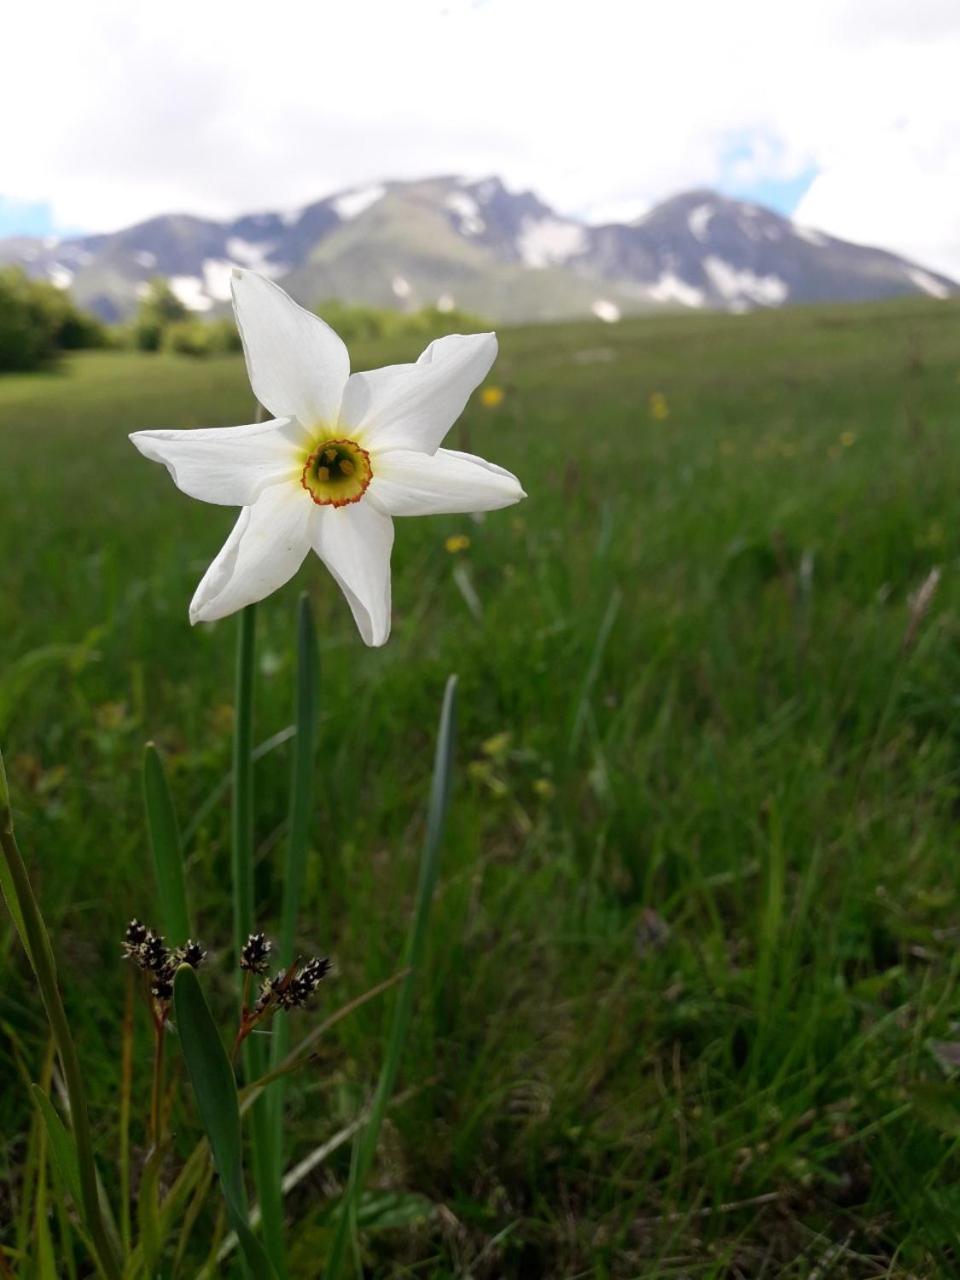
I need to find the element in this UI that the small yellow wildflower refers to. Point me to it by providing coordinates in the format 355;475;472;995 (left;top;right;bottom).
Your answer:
481;731;512;759
445;534;471;554
94;702;129;731
918;520;944;548
839;431;857;448
649;391;670;421
480;385;505;409
210;703;235;736
533;778;555;800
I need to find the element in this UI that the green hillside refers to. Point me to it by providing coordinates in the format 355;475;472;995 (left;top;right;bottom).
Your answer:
2;297;960;1275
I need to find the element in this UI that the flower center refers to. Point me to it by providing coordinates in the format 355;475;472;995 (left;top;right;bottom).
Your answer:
300;438;372;507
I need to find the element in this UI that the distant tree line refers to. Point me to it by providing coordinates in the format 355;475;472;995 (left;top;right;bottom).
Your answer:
0;268;108;371
0;269;489;373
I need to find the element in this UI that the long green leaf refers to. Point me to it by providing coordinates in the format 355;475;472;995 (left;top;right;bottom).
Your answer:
325;674;458;1280
173;964;276;1280
31;1086;82;1211
143;743;191;944
135;1143;165;1278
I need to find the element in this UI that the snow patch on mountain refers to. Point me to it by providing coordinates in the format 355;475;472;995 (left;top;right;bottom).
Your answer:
794;225;828;247
48;265;74;289
134;250;156;269
445;192;485;235
226;237;274;269
704;257;788;306
906;266;950;299
687;204;715;242
647;271;706;308
170;276;213;312
203;259;235;302
332;184;385;220
518;217;586;268
591;299;621;323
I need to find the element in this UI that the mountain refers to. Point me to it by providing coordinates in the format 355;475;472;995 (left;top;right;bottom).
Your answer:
1;176;954;323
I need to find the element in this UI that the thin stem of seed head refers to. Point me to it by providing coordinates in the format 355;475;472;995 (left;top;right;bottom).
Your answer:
232;961;301;1060
119;966;135;1255
150;1013;166;1150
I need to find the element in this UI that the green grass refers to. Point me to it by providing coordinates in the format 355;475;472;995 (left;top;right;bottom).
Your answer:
3;297;960;1276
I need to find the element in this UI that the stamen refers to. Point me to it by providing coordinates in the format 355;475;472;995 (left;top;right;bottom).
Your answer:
301;438;372;508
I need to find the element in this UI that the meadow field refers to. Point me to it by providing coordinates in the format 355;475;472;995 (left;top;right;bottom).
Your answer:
4;297;960;1277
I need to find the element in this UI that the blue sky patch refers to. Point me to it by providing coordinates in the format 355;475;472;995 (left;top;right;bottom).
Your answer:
715;134;818;215
0;197;82;239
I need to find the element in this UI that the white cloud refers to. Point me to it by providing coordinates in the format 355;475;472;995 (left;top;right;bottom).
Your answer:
795;129;960;278
1;0;958;276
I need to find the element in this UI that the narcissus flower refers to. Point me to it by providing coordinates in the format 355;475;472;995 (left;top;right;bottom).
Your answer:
130;270;525;645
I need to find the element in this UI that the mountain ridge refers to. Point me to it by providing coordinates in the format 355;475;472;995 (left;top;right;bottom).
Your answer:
1;175;954;323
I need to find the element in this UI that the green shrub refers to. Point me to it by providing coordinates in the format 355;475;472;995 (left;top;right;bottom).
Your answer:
0;268;107;372
132;279;189;352
315;299;489;345
161;317;243;358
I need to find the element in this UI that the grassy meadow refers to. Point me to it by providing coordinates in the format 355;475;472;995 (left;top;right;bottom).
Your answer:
3;297;960;1276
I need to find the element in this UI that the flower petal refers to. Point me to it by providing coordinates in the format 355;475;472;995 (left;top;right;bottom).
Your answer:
368;448;525;517
190;483;312;623
311;501;394;646
231;269;350;428
339;332;497;454
130;418;305;507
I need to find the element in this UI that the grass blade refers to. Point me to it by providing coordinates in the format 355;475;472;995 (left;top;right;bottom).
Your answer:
265;594;319;1248
567;587;621;758
143;742;190;944
181;724;297;849
173;964;276;1280
325;674;458;1280
0;749;121;1280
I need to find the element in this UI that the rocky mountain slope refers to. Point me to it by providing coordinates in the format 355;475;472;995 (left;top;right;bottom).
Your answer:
2;176;953;322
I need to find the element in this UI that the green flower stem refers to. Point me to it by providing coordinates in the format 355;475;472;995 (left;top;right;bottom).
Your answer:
267;594;318;1228
232;605;287;1275
0;751;122;1280
232;604;257;978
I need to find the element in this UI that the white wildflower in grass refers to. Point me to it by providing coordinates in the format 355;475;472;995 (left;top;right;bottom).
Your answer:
130;269;525;644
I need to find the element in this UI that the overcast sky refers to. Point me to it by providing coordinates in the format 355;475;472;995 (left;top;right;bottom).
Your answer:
2;0;958;275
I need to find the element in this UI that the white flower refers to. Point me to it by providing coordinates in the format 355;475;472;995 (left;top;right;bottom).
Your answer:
130;269;525;645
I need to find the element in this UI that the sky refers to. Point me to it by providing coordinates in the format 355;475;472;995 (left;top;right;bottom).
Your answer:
2;0;959;276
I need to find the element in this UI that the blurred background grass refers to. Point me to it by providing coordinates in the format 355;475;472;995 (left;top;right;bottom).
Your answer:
3;298;960;1275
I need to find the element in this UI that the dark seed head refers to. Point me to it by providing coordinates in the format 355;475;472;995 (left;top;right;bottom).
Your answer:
180;939;207;969
142;932;169;973
240;931;272;974
151;978;174;1001
299;956;332;991
284;957;332;1009
124;918;148;946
